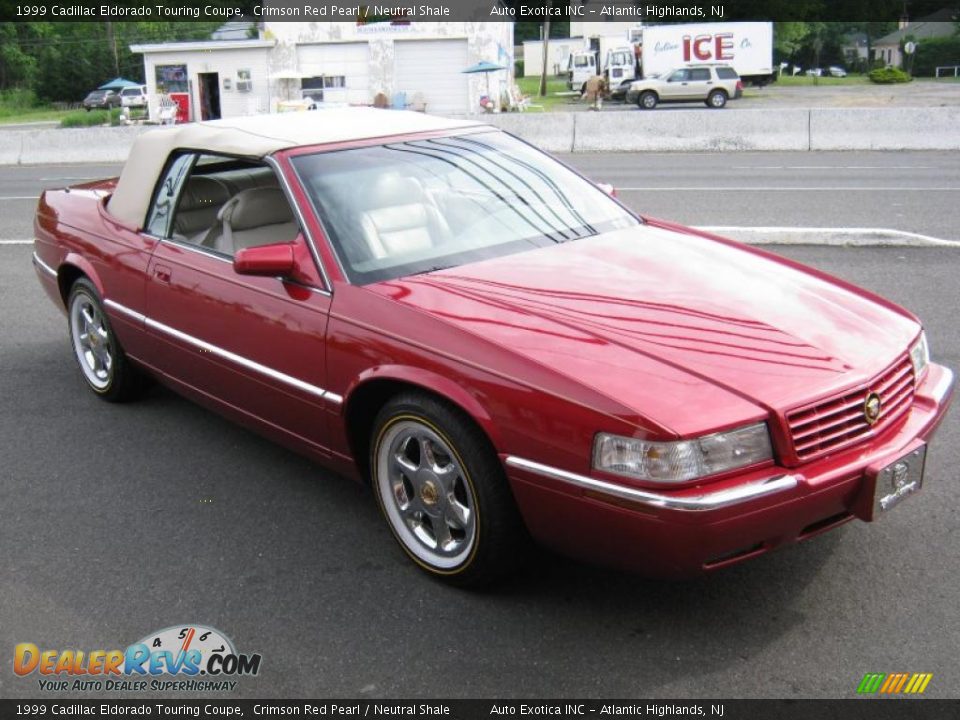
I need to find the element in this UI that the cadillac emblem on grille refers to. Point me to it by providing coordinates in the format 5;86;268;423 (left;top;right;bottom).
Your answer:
864;392;882;425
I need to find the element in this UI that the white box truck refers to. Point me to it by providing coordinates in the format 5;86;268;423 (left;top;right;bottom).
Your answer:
640;22;775;86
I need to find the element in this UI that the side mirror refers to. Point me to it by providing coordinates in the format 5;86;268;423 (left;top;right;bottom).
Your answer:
597;182;617;198
234;242;296;277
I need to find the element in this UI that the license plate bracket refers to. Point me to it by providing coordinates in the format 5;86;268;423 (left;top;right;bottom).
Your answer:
866;444;927;520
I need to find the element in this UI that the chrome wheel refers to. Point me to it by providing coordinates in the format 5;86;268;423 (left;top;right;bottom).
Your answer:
70;292;113;391
376;419;477;570
639;92;657;110
709;90;727;108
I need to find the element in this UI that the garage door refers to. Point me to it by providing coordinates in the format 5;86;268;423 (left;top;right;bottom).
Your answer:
297;42;370;106
394;40;469;115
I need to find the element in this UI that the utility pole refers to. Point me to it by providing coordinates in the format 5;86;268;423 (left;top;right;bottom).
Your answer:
105;22;119;76
539;19;550;97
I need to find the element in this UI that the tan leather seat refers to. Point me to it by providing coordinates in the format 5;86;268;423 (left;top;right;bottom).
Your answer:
204;187;298;255
359;176;450;259
173;176;230;241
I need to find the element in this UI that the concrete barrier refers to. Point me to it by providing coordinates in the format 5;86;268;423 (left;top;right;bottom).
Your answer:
485;113;575;153
15;126;149;165
0;132;23;165
573;108;810;152
1;106;959;165
810;107;960;151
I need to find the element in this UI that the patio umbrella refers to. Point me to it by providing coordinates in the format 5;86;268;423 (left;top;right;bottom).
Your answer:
462;61;506;102
99;77;140;90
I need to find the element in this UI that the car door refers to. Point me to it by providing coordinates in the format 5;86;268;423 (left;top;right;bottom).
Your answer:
142;152;335;455
686;68;714;99
660;69;691;99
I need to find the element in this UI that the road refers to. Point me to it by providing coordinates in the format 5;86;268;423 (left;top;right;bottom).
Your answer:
1;157;959;699
2;152;958;242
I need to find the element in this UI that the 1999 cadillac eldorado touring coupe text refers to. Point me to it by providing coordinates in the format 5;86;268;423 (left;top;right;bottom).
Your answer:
33;110;954;585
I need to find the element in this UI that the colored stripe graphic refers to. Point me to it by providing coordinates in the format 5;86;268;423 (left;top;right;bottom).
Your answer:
858;673;932;694
857;673;885;693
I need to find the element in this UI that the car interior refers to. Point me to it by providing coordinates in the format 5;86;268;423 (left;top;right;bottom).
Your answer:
168;158;299;256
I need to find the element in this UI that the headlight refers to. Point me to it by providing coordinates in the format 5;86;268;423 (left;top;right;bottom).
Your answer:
593;423;773;484
909;331;929;379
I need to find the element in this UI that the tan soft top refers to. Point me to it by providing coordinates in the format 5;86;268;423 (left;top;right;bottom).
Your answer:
107;108;485;228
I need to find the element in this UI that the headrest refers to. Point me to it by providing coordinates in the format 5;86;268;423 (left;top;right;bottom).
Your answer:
218;187;294;230
367;175;424;208
179;176;230;211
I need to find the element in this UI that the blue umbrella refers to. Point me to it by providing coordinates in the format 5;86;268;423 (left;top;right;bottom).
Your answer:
462;61;506;74
462;61;506;103
99;77;140;90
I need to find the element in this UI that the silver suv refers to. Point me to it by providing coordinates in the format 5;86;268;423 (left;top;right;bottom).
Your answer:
626;65;743;109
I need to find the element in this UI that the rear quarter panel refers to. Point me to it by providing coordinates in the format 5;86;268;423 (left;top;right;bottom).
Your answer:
35;180;157;358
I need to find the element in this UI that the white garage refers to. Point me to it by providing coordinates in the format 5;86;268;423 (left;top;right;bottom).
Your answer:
394;39;470;115
296;42;371;106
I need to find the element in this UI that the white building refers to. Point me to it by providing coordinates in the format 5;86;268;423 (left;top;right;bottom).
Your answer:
132;21;514;120
522;38;586;78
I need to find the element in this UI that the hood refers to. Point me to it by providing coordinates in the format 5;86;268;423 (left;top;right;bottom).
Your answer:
367;224;918;436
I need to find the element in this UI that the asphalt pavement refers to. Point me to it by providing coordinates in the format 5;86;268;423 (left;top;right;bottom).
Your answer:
1;157;959;699
1;153;958;242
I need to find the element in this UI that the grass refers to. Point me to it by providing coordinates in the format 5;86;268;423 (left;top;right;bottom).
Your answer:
516;75;581;111
60;108;125;128
775;74;872;86
0;89;74;125
0;106;74;125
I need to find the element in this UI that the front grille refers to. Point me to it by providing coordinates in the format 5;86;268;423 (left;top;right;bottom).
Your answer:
786;356;915;461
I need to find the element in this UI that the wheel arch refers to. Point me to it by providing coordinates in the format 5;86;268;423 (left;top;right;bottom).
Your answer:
341;366;503;481
57;254;103;306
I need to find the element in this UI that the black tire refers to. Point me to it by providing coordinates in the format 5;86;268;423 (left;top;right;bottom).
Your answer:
67;277;144;402
707;89;728;109
638;91;658;110
370;392;526;587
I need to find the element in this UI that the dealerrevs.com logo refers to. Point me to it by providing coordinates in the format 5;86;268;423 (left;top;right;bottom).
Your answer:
14;625;262;692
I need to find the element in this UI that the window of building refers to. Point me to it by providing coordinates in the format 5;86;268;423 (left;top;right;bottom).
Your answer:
155;64;188;94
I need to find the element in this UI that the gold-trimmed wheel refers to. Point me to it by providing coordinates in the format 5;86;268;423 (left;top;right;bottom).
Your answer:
370;393;525;586
67;278;144;402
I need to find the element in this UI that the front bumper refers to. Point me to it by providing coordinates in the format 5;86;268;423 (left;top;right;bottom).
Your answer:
504;363;954;577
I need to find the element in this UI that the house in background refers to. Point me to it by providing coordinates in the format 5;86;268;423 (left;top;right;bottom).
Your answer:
131;21;514;121
873;8;958;67
841;31;870;68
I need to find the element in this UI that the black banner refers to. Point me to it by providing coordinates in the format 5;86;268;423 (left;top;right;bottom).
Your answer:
3;700;960;720
1;0;958;23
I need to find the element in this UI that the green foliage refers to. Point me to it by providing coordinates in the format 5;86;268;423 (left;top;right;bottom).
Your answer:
60;107;122;127
60;109;109;127
912;36;960;77
0;87;38;111
868;66;913;83
0;21;223;102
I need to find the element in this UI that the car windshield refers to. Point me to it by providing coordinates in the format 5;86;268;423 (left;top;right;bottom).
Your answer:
121;88;139;96
292;131;640;284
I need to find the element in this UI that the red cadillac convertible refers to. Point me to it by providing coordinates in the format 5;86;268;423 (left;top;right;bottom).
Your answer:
33;110;953;585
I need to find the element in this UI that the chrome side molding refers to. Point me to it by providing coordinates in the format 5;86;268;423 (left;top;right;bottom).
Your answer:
504;456;799;512
102;298;340;405
32;251;57;279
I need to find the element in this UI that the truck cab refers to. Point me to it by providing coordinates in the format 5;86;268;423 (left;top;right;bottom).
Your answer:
567;51;597;92
603;47;638;86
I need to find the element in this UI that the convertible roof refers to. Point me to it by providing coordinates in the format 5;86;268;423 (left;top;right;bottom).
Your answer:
107;108;486;228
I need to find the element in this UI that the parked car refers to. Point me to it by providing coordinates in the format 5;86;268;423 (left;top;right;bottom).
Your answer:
32;110;954;586
626;65;743;109
826;66;848;78
82;89;121;111
804;68;823;77
120;85;148;108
